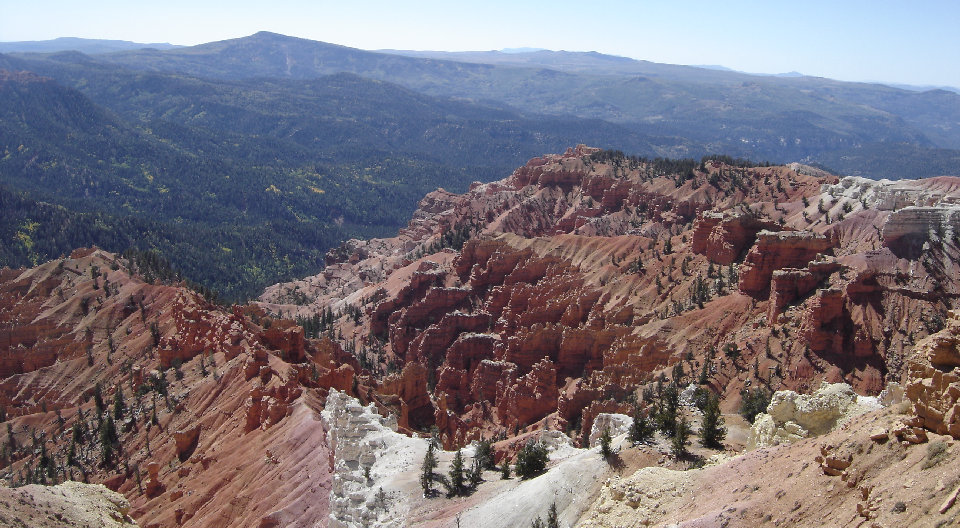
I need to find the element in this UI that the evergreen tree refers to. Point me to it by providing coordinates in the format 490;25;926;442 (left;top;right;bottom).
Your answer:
101;414;118;445
448;449;465;496
99;415;118;467
699;392;726;449
72;419;84;444
739;388;771;424
500;458;511;480
698;358;711;385
547;501;560;528
420;441;438;496
671;414;690;459
655;383;680;437
599;427;613;460
67;436;76;466
515;441;549;479
469;457;483;488
113;388;125;420
93;382;105;416
629;407;653;444
474;439;494;470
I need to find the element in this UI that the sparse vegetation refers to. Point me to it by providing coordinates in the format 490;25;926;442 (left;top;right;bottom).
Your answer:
739;388;771;424
515;441;549;480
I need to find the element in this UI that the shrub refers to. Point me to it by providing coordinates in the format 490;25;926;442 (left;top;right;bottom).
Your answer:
515;441;549;479
739;388;770;424
923;441;948;470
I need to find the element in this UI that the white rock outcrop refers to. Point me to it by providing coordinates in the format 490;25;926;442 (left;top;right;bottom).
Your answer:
747;382;880;449
321;389;422;528
821;176;960;211
588;413;632;448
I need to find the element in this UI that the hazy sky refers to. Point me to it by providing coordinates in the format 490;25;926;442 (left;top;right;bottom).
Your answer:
2;0;958;88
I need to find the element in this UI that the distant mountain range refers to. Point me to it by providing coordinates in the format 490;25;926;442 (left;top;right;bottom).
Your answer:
62;32;960;175
0;36;180;54
1;31;959;297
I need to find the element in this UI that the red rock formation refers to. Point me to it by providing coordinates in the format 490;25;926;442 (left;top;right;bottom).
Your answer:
0;249;347;528
906;310;960;439
174;425;201;460
498;358;559;431
739;230;835;298
260;320;306;362
377;362;433;431
692;211;781;265
768;260;841;321
257;147;957;452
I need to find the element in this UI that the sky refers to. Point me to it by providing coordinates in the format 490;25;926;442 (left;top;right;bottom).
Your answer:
2;0;958;88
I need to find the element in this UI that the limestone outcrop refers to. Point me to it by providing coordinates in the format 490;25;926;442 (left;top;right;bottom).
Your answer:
588;412;632;448
882;206;960;258
321;389;414;528
748;382;880;449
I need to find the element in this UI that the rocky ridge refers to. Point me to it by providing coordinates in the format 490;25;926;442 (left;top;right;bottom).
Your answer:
262;147;960;450
0;248;364;527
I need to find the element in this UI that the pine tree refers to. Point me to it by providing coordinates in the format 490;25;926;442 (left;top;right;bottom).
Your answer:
671;414;690;459
515;441;549;479
547;501;559;528
629;407;653;444
72;419;84;445
699;392;726;449
500;458;511;480
67;436;76;466
698;358;711;385
469;457;483;488
93;382;105;416
599;427;613;460
99;415;117;467
448;449;465;496
113;388;125;420
420;441;438;496
655;383;680;437
474;439;494;469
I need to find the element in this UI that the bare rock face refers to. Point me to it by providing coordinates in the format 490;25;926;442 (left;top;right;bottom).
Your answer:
691;211;781;265
588;413;632;447
157;297;256;369
260;319;306;362
739;230;835;298
321;389;412;528
882;206;960;259
906;310;960;439
499;357;559;431
768;260;841;321
377;362;433;431
174;425;201;461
